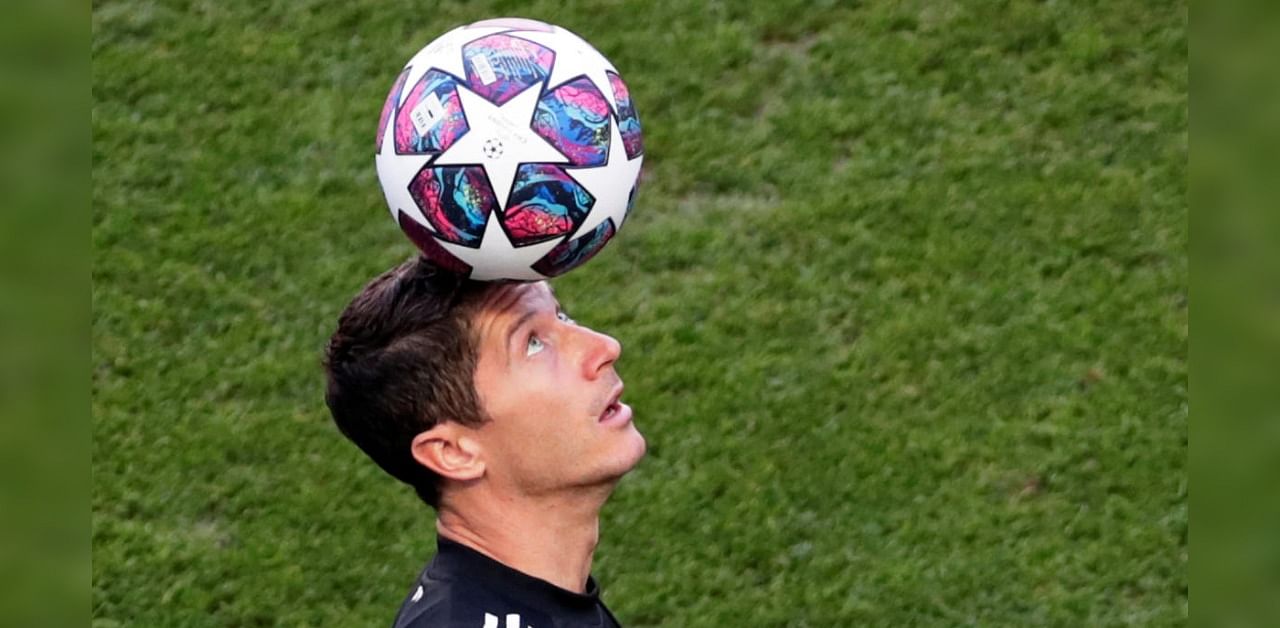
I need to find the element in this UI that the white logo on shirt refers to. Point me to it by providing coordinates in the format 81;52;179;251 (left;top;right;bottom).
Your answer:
482;612;532;628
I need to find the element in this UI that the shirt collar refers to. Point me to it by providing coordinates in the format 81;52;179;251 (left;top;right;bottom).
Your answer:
429;536;604;617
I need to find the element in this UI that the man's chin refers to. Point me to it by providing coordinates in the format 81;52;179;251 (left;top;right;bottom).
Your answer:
568;428;646;494
614;428;647;475
589;430;645;485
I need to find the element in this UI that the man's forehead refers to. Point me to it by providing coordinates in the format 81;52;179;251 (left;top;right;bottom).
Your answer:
475;281;555;323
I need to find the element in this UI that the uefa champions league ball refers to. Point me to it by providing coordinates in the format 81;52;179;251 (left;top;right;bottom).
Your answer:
374;17;644;281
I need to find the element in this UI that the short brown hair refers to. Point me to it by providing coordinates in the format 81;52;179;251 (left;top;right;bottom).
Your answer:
323;256;496;508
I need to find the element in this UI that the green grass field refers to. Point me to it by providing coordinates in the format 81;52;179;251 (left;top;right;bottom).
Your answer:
92;1;1187;625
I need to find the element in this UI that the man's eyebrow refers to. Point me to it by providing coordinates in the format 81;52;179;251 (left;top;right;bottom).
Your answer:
503;308;540;359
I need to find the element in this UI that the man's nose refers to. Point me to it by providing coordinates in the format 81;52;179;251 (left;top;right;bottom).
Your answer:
581;326;622;379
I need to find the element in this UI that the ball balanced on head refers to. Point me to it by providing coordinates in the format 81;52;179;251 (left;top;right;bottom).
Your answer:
374;17;644;281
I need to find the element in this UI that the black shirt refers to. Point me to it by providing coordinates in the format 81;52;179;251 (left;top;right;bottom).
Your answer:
392;538;623;628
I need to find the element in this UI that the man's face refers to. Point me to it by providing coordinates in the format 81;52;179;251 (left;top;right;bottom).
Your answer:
468;281;646;496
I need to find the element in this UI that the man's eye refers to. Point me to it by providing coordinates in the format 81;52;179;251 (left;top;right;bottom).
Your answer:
557;311;574;324
525;335;546;356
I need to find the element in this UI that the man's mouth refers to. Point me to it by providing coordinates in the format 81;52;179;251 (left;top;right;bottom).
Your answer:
599;385;625;423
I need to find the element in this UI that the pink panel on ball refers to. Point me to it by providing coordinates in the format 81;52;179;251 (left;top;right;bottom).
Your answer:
462;34;555;106
608;71;643;159
502;164;593;246
394;70;469;155
377;68;409;153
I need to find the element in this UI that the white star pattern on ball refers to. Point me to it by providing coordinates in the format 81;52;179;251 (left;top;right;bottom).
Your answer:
433;84;569;209
438;211;561;281
566;121;643;238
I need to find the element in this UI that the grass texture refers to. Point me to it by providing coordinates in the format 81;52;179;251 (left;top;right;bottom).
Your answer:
93;1;1187;625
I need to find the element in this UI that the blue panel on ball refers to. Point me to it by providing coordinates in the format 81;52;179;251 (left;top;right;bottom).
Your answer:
608;71;643;159
532;219;617;277
533;77;612;167
397;210;472;275
408;165;498;247
504;164;594;246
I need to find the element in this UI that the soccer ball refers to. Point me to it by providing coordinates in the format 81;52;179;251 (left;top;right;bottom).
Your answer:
374;17;644;281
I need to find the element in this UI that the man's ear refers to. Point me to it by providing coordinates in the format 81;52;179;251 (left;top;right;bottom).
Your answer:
410;423;485;482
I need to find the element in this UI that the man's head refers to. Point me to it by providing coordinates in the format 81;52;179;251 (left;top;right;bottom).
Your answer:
324;256;645;509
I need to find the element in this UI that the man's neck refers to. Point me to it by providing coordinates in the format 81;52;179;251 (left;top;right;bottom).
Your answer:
435;485;613;593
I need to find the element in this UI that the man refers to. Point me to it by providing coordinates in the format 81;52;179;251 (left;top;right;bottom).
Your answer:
324;255;646;628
